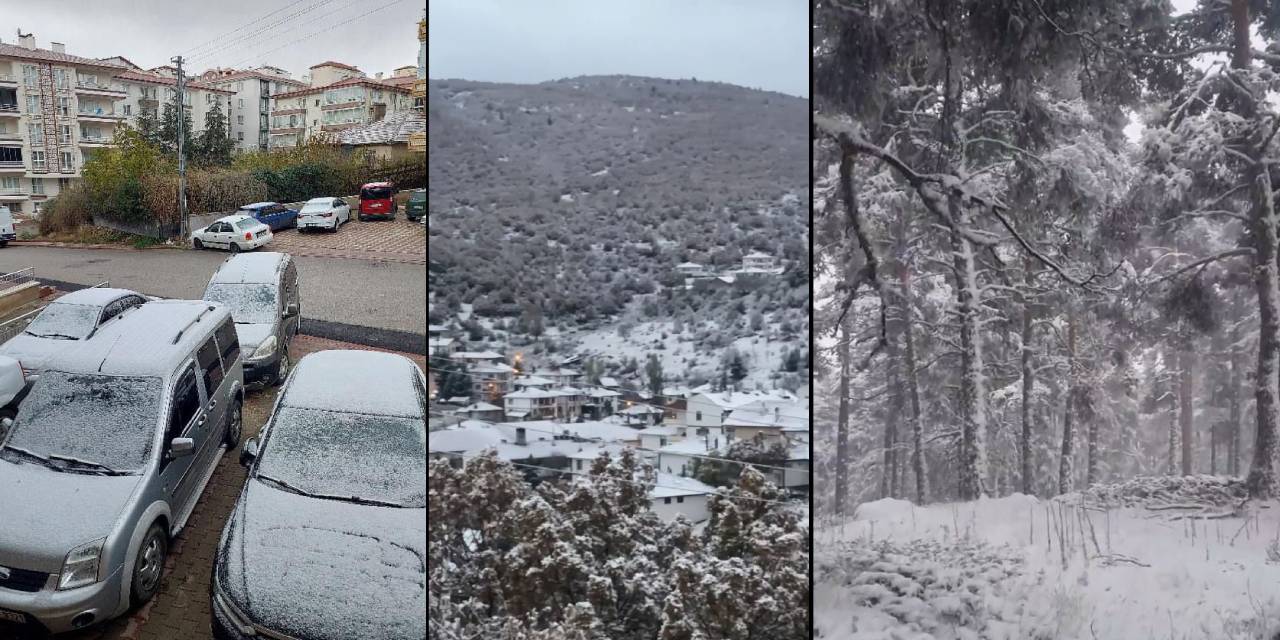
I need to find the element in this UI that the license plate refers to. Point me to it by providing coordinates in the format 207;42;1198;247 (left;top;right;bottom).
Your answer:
0;608;25;623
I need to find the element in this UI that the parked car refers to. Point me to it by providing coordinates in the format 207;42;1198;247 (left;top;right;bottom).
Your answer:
296;197;350;232
0;356;28;433
358;182;396;221
0;300;243;636
192;215;273;253
236;202;298;232
201;252;300;387
0;205;15;247
212;350;425;640
0;287;148;378
405;189;425;222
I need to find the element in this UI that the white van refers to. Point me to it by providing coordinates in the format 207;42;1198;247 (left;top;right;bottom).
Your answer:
0;206;14;247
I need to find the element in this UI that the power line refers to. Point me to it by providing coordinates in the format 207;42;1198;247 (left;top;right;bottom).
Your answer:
431;365;812;422
185;0;347;65
442;452;796;507
183;0;320;58
428;411;802;473
200;0;411;71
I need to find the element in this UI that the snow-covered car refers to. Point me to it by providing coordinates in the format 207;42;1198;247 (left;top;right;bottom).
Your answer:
296;197;350;232
213;350;426;640
192;215;273;253
0;355;28;434
0;287;147;378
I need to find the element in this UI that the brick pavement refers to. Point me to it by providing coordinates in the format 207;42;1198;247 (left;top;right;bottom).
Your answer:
59;336;423;640
266;215;425;265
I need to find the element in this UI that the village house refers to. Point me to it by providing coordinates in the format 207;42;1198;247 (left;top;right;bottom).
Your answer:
452;401;504;422
618;403;664;426
721;399;808;447
636;425;682;452
655;435;724;477
503;388;559;421
531;367;583;386
469;361;515;402
650;473;716;523
429;336;457;356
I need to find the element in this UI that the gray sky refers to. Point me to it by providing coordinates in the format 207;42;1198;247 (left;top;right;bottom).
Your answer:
0;0;423;79
430;0;809;97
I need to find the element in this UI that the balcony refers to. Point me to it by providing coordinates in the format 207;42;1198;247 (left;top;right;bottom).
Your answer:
79;134;111;146
0;188;28;200
75;80;127;97
77;108;125;122
272;108;305;116
0;161;24;172
321;100;361;110
0;103;18;118
0;74;14;86
0;131;19;144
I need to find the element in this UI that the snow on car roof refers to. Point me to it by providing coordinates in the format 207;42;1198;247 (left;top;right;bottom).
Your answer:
304;196;338;203
238;202;278;209
281;350;424;418
52;287;139;308
50;300;229;377
215;214;258;225
208;252;288;285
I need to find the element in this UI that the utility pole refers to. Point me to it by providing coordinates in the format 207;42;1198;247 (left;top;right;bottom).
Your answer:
172;55;188;240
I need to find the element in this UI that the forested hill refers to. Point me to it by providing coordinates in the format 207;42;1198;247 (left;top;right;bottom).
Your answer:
427;75;809;322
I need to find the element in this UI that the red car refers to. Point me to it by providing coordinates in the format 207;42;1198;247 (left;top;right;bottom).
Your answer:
358;182;396;221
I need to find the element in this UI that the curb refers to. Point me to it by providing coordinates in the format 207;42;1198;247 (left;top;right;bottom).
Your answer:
37;277;426;355
10;240;183;251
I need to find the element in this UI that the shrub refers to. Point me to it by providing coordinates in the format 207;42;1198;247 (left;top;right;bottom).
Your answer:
38;183;94;235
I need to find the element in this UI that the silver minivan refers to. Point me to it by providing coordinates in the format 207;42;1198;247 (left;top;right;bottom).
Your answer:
202;252;300;388
0;300;244;635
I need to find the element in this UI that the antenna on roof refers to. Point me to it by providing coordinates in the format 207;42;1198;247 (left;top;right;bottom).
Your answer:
172;305;215;345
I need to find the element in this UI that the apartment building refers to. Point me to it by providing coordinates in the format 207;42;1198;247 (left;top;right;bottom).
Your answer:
94;59;236;144
267;62;414;149
200;67;306;151
0;35;128;216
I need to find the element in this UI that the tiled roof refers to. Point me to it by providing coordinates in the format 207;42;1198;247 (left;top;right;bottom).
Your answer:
310;60;361;72
201;69;307;87
337;111;425;146
0;43;126;70
115;69;235;94
274;75;413;99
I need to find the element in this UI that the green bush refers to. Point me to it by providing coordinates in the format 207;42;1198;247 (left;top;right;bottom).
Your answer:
38;183;94;235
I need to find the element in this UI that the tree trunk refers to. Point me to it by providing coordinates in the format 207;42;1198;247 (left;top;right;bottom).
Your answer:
1168;351;1178;476
1247;165;1280;497
835;319;851;514
1020;255;1035;494
1230;339;1243;476
953;198;989;500
1058;305;1076;495
1180;347;1194;475
881;338;901;499
899;264;928;503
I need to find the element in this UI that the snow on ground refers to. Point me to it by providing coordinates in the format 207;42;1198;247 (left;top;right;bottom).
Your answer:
567;319;800;391
816;480;1280;640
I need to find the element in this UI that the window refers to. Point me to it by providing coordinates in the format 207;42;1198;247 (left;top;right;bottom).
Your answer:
30;151;44;170
30;178;42;195
57;97;69;117
0;177;18;190
215;319;240;366
59;125;71;144
314;99;319;107
24;96;38;114
197;337;225;394
58;178;69;190
28;125;42;144
61;151;72;172
22;65;36;88
663;497;672;504
237;81;243;92
166;365;201;441
206;93;213;104
0;148;21;163
238;98;244;109
54;69;67;89
237;131;244;141
695;411;702;421
123;104;131;116
237;115;243;125
677;496;685;503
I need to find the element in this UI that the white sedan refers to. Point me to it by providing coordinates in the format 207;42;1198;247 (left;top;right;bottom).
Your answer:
192;215;273;253
297;197;351;232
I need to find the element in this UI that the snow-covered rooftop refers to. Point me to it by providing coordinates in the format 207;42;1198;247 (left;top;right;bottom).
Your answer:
650;472;716;499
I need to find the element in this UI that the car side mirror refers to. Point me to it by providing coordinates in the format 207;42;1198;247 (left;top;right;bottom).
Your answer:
1;417;12;429
170;437;194;458
240;438;258;467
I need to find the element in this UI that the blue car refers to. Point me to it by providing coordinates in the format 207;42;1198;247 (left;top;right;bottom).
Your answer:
236;202;298;232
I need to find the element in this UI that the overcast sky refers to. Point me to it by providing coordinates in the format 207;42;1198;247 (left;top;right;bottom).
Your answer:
0;0;423;79
430;0;808;97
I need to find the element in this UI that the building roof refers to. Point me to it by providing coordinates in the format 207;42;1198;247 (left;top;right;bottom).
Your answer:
599;376;620;388
382;75;417;88
620;404;664;415
115;69;235;94
650;472;716;499
274;75;413;99
452;351;503;360
532;367;581;377
97;55;142;70
337;111;425;147
469;362;515;374
202;69;307;87
428;337;454;348
722;399;809;431
0;42;126;71
677;262;702;268
280;350;424;418
310;60;361;72
457;402;502;413
637;426;681;436
513;375;555;387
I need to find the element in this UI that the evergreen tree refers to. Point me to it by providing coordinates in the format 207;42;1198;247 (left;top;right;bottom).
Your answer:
193;101;234;167
646;354;663;399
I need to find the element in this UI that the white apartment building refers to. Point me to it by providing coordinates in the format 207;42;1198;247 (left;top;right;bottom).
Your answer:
0;35;128;216
268;62;414;149
200;67;306;151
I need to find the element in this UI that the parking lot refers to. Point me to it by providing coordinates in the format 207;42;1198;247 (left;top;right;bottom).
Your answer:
55;335;424;640
232;212;424;266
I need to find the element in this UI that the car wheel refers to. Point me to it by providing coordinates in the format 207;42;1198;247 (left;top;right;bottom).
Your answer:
275;350;290;386
224;398;242;448
193;238;203;250
130;523;167;608
229;242;240;254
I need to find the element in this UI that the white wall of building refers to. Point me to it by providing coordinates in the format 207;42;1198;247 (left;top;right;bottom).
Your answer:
650;494;709;523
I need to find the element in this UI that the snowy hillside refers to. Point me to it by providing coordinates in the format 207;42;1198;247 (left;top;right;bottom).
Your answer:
816;478;1280;639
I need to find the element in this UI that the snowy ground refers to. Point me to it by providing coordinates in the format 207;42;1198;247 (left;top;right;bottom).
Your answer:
816;478;1280;640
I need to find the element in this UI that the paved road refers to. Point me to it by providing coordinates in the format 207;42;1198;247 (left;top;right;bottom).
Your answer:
0;246;426;334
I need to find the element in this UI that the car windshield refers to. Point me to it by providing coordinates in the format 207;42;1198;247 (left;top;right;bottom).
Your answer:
361;187;393;200
24;303;100;340
1;372;161;472
300;201;331;213
409;191;425;203
204;283;278;324
255;407;425;507
234;219;258;231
